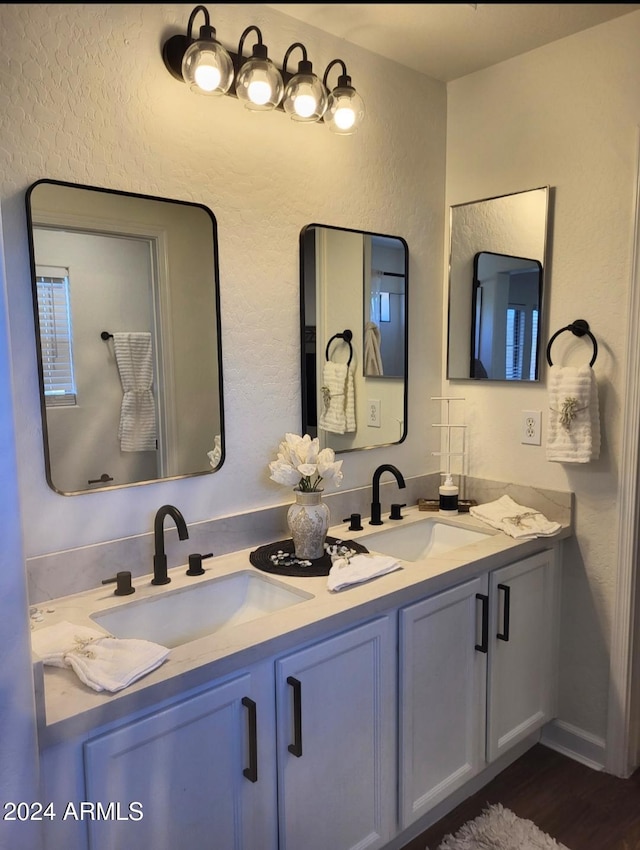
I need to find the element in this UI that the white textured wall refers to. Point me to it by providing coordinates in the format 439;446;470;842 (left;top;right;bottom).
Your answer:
0;4;446;556
446;11;640;743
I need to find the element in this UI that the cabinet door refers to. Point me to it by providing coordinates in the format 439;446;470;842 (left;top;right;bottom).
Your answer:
487;549;559;762
276;616;396;850
84;666;277;850
398;575;488;828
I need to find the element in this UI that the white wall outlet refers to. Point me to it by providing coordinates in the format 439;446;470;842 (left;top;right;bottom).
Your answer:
521;410;542;445
368;399;381;428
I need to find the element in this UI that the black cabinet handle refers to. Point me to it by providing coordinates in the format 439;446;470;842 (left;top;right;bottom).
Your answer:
287;676;303;757
497;584;511;641
241;697;258;782
475;593;489;653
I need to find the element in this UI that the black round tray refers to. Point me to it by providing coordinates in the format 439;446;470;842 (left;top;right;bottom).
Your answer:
249;536;369;577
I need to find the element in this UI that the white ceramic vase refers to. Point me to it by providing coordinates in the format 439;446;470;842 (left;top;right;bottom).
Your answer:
287;489;330;560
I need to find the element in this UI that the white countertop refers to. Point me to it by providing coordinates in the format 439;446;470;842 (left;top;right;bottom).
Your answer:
31;506;571;746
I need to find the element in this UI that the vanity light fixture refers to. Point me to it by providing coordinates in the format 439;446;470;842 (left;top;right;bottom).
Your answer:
162;6;364;131
235;26;284;110
323;59;365;135
175;5;234;96
281;43;327;122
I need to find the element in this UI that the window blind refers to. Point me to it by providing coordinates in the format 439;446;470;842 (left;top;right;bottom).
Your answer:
36;266;77;406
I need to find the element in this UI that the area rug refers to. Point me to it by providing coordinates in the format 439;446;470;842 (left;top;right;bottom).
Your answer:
431;804;570;850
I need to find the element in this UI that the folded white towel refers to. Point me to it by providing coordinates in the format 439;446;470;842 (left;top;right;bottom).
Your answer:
547;364;600;463
327;553;402;592
31;620;169;693
114;332;157;452
469;495;561;539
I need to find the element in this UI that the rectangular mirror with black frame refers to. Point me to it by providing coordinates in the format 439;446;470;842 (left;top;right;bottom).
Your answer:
447;186;550;381
25;179;225;494
300;223;408;453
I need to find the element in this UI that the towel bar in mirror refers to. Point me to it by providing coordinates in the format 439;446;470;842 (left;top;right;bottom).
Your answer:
300;223;408;453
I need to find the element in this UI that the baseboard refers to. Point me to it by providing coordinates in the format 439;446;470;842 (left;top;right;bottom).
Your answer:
540;719;606;771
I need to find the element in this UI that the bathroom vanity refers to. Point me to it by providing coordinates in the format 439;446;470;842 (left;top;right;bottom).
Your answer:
32;507;567;850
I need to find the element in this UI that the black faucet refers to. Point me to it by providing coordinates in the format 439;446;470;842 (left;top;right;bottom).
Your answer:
152;504;189;585
370;464;406;526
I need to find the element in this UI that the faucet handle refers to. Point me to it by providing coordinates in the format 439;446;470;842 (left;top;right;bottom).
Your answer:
102;571;135;596
186;552;213;576
390;503;406;521
343;513;363;532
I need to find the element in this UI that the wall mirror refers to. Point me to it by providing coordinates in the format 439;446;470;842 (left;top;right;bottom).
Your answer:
447;186;549;381
26;179;224;495
300;223;408;453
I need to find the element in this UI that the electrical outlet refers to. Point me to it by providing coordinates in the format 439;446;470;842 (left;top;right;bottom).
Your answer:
521;410;541;445
368;399;381;428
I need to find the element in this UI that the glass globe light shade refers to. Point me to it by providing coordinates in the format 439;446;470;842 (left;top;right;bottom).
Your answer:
283;70;328;122
182;39;234;96
325;83;365;135
236;55;284;111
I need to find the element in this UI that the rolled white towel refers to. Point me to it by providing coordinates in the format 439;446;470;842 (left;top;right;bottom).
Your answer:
327;553;402;592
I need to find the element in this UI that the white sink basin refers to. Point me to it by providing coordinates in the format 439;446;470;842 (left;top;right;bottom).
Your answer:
91;571;314;648
357;517;493;562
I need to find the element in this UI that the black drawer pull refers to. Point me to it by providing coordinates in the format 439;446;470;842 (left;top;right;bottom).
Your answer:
287;676;303;757
497;583;511;642
475;593;489;653
242;697;258;782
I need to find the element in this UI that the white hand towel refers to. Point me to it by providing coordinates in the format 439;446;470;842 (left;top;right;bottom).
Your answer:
546;364;600;463
327;553;402;592
319;361;349;434
31;621;105;667
31;620;169;693
364;321;384;376
114;332;157;452
344;364;356;433
469;495;561;539
65;638;169;693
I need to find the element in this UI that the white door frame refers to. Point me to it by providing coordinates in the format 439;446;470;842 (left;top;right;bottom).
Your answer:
606;127;640;778
31;210;176;478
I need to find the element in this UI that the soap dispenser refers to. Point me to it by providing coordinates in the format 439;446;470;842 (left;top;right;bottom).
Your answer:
439;474;459;515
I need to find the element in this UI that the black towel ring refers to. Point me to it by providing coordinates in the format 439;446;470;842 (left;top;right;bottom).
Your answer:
325;329;353;366
546;319;598;367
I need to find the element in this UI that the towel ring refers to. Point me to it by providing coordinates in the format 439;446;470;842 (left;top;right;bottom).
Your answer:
546;319;598;367
325;329;353;366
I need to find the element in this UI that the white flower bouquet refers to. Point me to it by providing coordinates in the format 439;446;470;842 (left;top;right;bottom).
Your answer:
268;433;343;493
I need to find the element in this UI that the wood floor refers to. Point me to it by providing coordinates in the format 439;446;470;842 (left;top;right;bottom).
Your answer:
401;743;640;850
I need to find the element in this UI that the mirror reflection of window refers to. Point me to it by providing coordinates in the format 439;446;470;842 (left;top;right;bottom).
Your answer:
448;186;549;381
36;265;77;407
471;251;543;381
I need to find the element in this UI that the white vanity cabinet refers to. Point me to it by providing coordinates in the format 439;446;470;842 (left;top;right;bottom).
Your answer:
275;615;397;850
83;664;278;850
77;616;396;850
398;548;559;830
486;549;559;762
